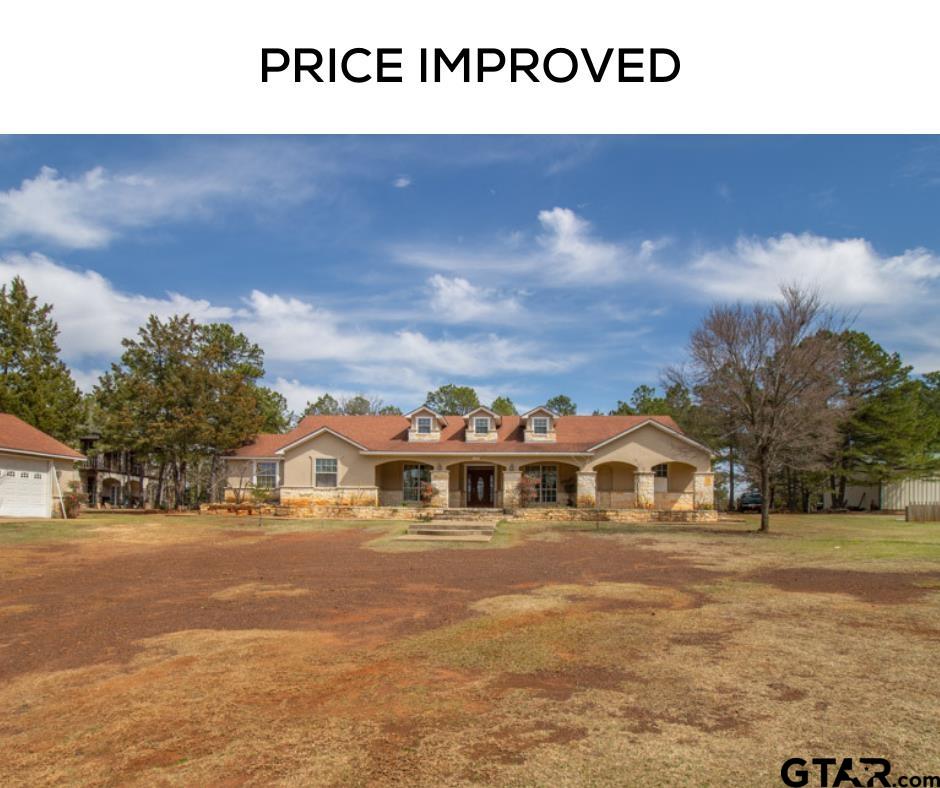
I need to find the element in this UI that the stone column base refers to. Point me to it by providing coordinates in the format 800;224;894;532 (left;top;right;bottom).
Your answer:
430;470;450;508
576;471;597;508
635;471;655;509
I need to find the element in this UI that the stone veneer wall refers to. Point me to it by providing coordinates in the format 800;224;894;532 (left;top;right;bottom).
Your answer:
508;507;718;523
280;487;379;507
653;492;695;511
596;491;637;509
206;503;717;523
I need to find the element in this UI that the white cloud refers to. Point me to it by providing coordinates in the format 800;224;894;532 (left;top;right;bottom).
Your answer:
686;233;940;305
426;274;522;323
1;254;574;392
0;145;323;249
0;252;233;358
395;207;663;285
535;207;621;277
70;367;105;393
393;176;412;188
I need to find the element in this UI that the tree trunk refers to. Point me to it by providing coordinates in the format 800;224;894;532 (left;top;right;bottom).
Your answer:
154;460;166;509
175;459;187;510
759;460;771;532
208;455;219;504
727;442;736;511
837;474;847;510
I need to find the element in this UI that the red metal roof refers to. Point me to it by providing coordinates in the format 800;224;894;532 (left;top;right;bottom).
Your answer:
229;414;686;457
0;413;85;460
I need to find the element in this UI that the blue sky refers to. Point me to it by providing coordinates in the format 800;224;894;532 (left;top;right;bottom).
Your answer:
1;135;939;415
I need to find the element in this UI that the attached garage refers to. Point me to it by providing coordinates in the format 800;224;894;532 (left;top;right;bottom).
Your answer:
0;413;84;519
0;456;51;517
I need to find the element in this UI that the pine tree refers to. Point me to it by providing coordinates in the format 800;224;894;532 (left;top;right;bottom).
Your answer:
0;276;82;442
545;394;577;415
96;315;270;507
830;332;938;504
490;396;518;415
255;387;294;432
425;384;479;415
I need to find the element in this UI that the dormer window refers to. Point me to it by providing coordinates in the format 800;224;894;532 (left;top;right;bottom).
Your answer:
463;406;500;442
522;406;557;442
406;406;447;441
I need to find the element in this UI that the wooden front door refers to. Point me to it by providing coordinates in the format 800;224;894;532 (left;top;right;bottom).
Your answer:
467;467;495;508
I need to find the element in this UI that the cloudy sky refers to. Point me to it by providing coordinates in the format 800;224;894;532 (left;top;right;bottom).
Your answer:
1;135;939;414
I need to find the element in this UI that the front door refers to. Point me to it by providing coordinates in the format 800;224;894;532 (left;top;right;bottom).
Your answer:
467;467;495;508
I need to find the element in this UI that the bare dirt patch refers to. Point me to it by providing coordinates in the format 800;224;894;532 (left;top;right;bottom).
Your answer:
749;567;940;604
0;529;721;679
491;664;631;701
3;518;940;786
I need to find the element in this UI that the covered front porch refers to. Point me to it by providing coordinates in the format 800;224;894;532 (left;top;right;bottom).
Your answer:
373;458;713;511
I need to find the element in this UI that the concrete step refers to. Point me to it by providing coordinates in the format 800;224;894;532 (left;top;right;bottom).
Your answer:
396;533;494;543
408;524;496;535
430;509;504;521
408;528;495;538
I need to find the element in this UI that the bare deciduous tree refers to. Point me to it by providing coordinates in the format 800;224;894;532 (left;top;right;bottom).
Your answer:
679;285;846;532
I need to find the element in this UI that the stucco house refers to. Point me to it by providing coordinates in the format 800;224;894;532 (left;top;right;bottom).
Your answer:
0;413;84;518
224;406;715;514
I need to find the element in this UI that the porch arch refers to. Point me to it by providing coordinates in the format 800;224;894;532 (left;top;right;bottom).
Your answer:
519;460;580;507
655;461;696;510
374;460;433;507
593;461;637;509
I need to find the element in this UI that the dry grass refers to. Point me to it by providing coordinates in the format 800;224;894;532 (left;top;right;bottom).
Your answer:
0;512;939;786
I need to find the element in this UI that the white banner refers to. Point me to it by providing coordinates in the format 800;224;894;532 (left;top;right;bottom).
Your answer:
1;0;938;133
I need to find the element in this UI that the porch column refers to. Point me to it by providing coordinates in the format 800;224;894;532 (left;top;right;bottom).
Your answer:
502;469;521;508
635;471;655;509
693;472;714;510
431;468;450;508
576;471;597;508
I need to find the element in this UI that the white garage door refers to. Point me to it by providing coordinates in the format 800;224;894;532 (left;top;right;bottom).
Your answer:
0;456;50;517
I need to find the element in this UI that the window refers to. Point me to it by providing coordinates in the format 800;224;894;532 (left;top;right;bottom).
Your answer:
20;472;29;478
531;417;549;435
255;461;277;488
403;463;431;502
653;463;668;478
416;416;432;434
5;470;13;476
315;458;338;487
474;417;490;434
525;465;558;504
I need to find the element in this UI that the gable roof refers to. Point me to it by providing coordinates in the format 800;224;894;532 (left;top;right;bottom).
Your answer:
275;426;370;454
521;406;558;419
465;405;501;424
228;414;693;457
0;413;85;461
404;405;448;425
587;418;715;455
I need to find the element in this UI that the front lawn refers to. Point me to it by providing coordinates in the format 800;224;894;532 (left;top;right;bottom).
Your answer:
0;512;937;786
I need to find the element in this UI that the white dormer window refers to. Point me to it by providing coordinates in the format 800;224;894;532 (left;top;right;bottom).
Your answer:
473;417;490;434
532;417;549;435
416;416;432;434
